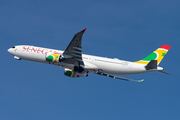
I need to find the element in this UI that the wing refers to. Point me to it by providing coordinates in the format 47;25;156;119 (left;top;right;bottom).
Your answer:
96;72;144;82
62;28;87;66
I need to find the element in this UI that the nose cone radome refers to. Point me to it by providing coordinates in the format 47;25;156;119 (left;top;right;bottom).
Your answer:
7;48;11;53
7;48;13;54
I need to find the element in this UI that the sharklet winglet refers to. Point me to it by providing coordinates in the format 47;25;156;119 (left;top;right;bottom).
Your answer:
130;79;144;82
81;28;87;33
139;79;144;82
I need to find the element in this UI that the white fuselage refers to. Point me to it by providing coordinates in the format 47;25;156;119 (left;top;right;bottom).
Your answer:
8;45;160;75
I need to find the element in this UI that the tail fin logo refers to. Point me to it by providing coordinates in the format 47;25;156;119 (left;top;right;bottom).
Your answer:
135;45;171;65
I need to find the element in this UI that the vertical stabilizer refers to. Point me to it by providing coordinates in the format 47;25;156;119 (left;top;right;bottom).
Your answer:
134;45;171;65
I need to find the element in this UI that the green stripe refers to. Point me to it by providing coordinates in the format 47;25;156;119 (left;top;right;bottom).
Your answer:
142;52;157;61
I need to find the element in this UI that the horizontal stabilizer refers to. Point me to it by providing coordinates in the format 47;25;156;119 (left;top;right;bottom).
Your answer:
157;71;172;76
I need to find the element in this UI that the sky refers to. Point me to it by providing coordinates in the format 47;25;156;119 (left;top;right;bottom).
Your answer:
1;0;180;120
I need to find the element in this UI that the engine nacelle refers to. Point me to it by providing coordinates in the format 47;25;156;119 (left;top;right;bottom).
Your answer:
45;52;64;63
64;68;79;78
64;68;88;78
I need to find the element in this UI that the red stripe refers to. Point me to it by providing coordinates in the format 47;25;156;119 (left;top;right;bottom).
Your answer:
81;28;87;33
159;45;171;50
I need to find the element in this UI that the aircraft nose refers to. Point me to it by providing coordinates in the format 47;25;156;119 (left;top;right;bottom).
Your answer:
7;48;10;53
7;48;13;54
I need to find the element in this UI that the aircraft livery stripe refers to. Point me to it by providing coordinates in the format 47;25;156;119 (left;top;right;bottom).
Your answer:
159;45;171;50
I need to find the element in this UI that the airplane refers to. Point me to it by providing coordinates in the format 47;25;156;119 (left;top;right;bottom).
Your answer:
7;28;171;82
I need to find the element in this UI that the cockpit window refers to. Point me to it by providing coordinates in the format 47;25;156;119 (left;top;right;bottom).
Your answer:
12;46;15;48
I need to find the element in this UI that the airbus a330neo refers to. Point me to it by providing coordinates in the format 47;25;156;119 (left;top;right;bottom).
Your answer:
8;28;171;82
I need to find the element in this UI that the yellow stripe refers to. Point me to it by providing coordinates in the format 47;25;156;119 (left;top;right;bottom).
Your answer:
155;49;167;64
134;61;149;64
134;48;168;65
69;69;76;77
72;72;76;77
51;54;60;62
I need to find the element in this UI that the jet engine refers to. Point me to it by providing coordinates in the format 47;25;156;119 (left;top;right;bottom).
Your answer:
64;68;88;78
45;52;64;63
64;68;79;78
